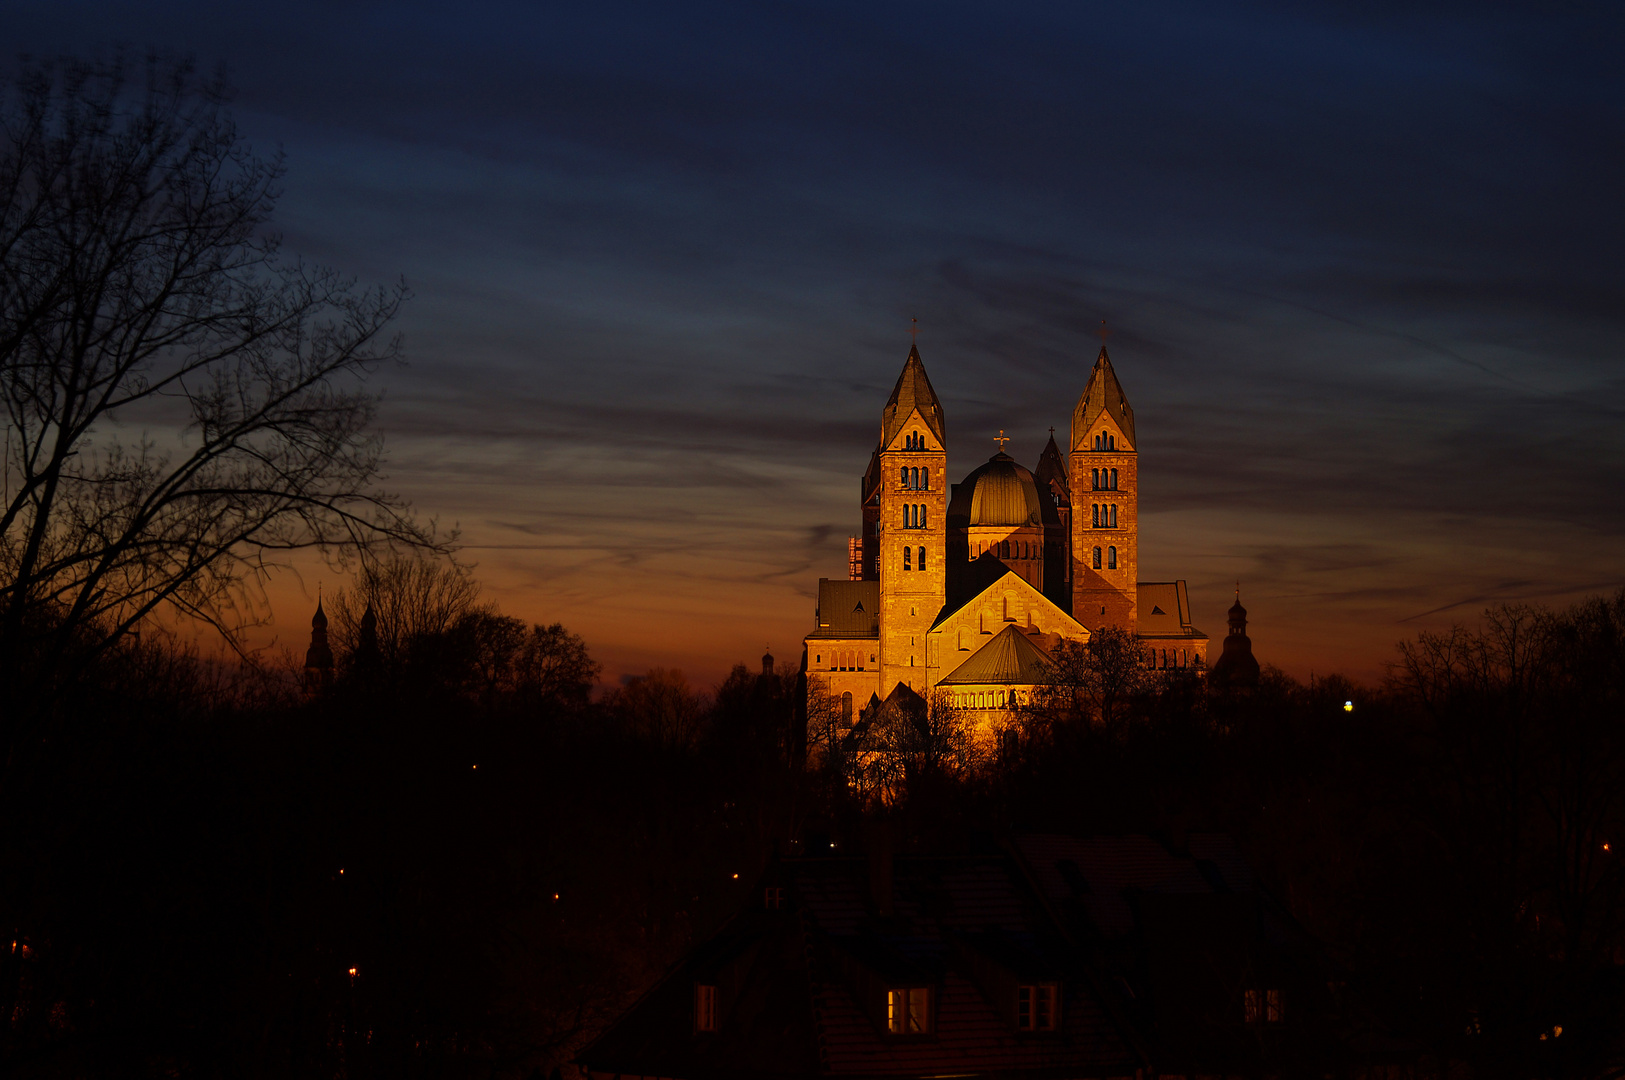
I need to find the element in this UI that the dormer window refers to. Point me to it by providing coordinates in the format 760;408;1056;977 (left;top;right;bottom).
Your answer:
695;983;719;1032
1017;984;1059;1031
886;988;932;1033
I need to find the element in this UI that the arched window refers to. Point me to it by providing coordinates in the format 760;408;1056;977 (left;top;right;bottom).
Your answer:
1001;539;1010;559
920;469;928;491
1093;547;1102;569
1109;504;1118;528
912;467;920;489
1108;545;1117;569
841;692;853;722
1092;504;1100;527
903;546;912;571
899;466;908;487
1109;433;1116;450
1092;468;1100;490
918;546;927;571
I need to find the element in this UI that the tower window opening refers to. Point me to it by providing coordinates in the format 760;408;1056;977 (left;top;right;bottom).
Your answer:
1110;504;1118;528
1109;433;1115;450
1092;468;1100;490
918;546;926;571
1108;545;1117;570
921;469;928;491
1092;504;1100;528
900;466;908;487
1110;467;1118;489
1093;547;1102;570
695;983;718;1032
841;692;853;722
903;547;912;571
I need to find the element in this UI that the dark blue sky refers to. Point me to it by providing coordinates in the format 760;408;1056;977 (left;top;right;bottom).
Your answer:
9;0;1624;680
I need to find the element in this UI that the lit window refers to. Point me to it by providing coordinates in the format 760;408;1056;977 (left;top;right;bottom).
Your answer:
695;983;718;1032
887;988;932;1033
1244;988;1284;1023
1017;983;1059;1031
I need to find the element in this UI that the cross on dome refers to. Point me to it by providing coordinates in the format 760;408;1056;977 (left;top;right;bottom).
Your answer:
994;429;1010;451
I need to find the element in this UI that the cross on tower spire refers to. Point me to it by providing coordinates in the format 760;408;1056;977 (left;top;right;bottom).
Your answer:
1097;319;1111;343
908;317;919;343
994;429;1010;451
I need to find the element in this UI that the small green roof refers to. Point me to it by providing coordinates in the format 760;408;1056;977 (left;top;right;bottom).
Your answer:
938;624;1054;686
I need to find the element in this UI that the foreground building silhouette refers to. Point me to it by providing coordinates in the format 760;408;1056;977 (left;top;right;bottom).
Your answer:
578;833;1360;1080
804;343;1209;727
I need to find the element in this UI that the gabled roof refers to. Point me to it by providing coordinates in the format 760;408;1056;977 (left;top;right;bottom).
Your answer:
882;345;945;448
939;624;1055;686
1070;346;1136;451
810;579;880;639
1136;581;1207;641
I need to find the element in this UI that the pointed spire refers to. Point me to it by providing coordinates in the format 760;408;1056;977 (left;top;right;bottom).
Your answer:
304;595;335;695
1071;345;1136;450
1034;427;1069;499
882;342;945;448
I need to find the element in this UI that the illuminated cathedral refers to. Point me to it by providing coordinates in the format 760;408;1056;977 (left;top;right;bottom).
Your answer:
803;341;1210;726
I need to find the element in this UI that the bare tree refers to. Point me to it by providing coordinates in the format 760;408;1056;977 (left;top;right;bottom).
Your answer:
0;54;431;761
1034;625;1151;733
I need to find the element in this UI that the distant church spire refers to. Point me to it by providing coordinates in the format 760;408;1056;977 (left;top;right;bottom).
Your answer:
1210;583;1260;690
303;595;335;696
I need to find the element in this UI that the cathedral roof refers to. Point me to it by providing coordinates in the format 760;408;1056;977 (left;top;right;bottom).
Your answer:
962;452;1043;527
938;624;1054;686
881;344;945;448
1070;346;1136;450
808;579;880;639
1034;430;1069;505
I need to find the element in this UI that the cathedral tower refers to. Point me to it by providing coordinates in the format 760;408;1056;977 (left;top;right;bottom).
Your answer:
1068;346;1138;634
875;344;947;697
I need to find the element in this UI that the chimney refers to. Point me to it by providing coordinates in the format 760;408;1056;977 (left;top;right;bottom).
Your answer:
867;822;895;917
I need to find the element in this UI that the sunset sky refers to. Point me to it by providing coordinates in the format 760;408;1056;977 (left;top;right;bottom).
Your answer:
10;1;1624;686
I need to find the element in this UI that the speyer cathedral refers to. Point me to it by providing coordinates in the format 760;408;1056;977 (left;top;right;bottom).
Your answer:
803;342;1215;725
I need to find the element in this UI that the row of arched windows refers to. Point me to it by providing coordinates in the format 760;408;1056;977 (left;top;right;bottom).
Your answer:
1092;468;1118;490
1092;431;1117;451
951;689;1031;709
1091;546;1118;570
904;431;928;450
1092;504;1118;528
900;466;930;490
973;538;1039;560
1146;647;1192;670
830;650;869;672
903;546;927;571
903;504;928;528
